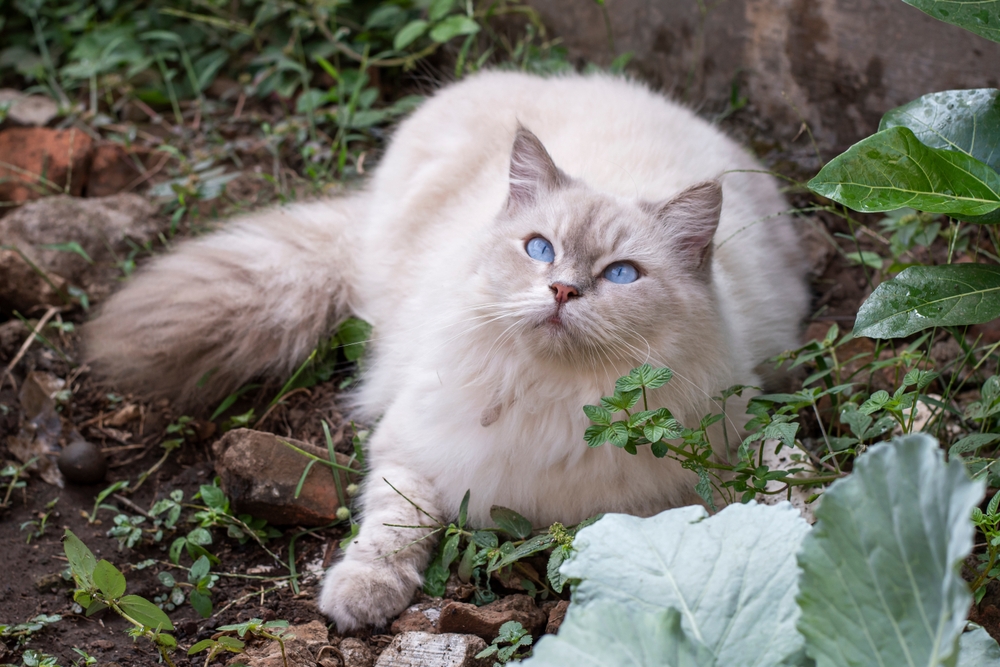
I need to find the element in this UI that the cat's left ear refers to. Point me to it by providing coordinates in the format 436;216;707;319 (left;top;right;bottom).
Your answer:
650;180;722;273
507;126;568;210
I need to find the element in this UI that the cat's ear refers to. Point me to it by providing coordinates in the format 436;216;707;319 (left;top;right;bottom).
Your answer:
507;126;567;209
650;180;722;273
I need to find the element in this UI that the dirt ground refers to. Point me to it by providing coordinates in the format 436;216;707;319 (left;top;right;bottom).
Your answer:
2;86;999;666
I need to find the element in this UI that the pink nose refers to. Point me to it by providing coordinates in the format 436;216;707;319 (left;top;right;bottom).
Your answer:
550;282;580;305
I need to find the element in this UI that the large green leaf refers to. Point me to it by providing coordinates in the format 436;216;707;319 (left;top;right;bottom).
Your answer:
880;89;1000;171
853;263;1000;338
536;503;811;666
957;625;1000;666
879;88;1000;223
525;603;716;667
902;0;1000;44
807;126;1000;217
796;434;984;667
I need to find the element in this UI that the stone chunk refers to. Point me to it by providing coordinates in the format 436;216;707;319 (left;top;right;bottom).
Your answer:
0;193;157;286
0;89;60;127
338;638;375;667
0;247;67;314
391;599;447;634
0;127;92;203
437;594;547;642
227;620;330;667
545;600;569;634
374;632;488;667
215;428;357;526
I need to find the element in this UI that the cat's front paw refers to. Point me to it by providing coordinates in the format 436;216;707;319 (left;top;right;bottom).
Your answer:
318;557;421;631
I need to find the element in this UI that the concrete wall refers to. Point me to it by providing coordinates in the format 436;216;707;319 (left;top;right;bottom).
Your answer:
529;0;1000;158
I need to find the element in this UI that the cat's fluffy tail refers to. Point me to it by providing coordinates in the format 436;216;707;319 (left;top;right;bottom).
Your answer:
84;195;367;409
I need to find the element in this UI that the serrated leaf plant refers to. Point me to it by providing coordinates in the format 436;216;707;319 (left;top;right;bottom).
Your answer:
421;489;597;603
63;529;178;667
523;434;999;667
583;364;840;509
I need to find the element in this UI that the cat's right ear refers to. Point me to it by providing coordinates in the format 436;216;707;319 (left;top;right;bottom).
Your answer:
507;126;567;210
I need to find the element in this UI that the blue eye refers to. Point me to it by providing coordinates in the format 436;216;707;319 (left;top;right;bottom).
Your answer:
525;237;555;263
604;262;639;284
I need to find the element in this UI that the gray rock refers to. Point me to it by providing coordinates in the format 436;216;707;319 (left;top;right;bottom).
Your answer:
0;194;157;287
339;638;375;667
0;89;59;127
374;632;488;667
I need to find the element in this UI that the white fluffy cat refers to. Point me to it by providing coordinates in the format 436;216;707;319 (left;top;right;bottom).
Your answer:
86;71;808;631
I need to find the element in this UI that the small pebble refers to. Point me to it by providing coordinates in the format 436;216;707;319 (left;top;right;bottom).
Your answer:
58;440;107;484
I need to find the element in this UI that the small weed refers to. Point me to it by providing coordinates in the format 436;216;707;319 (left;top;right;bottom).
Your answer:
63;530;177;666
476;621;533;666
0;614;62;649
1;458;35;510
420;490;595;604
971;490;1000;603
20;497;59;543
189;619;291;667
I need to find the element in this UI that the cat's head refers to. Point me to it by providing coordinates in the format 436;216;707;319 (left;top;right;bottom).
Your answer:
474;126;726;369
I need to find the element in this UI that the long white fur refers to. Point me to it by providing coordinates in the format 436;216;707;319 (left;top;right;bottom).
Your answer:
86;71;809;631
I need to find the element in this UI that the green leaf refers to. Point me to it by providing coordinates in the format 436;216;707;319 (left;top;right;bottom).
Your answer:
458;489;470;530
337;317;371;362
490;506;532;539
902;0;1000;44
187;527;213;546
762;422;799;449
189;555;210;582
429;15;480;43
441;533;461;568
472;530;498;548
119;595;174;631
557;503;811;665
796;434;984;667
854;264;1000;338
950;433;1000;457
428;0;456;21
458;542;476;583
601;389;641;412
423;557;449;597
957;625;1000;666
583;404;612;426
188;639;215;655
394;19;429;50
807;126;1000;217
880;89;1000;172
39;242;94;264
63;530;97;590
189;590;212;618
198;485;227;511
524;603;715;667
615;365;674;392
491;534;555;571
605;421;629;448
694;468;716;512
547;546;570;593
93;560;126;599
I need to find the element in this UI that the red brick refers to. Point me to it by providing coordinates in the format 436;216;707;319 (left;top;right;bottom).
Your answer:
0;127;93;203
